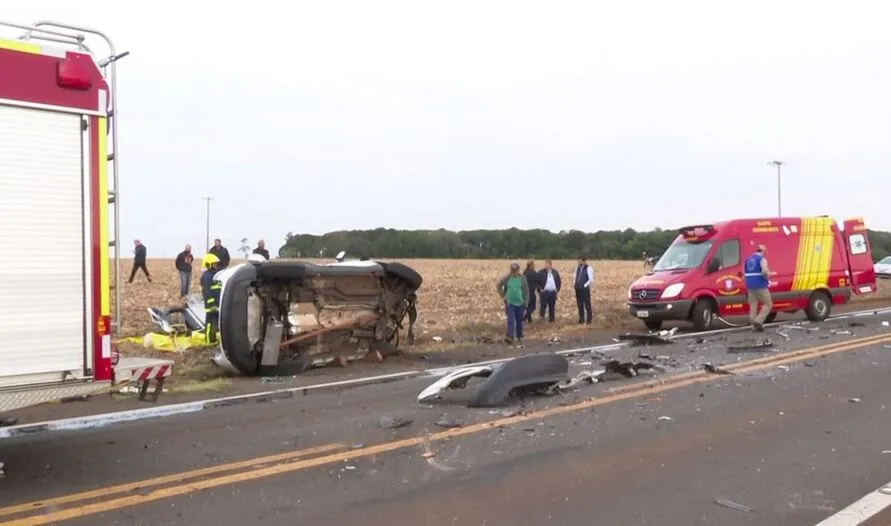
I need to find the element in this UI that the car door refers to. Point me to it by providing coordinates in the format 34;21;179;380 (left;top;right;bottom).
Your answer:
711;238;745;315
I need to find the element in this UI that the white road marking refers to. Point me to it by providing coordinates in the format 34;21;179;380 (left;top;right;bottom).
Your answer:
815;481;891;525
1;306;890;439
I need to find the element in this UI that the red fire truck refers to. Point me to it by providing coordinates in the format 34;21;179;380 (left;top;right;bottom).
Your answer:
0;20;174;415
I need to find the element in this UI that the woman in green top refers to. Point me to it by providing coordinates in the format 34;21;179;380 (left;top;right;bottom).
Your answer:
496;263;530;344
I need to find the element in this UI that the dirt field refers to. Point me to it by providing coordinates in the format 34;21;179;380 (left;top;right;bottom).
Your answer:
115;258;891;343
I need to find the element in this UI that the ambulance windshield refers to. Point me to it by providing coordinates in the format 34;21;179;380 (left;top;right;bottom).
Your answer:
653;239;714;271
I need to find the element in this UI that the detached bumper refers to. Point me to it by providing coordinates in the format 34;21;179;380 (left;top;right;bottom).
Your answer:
627;300;693;321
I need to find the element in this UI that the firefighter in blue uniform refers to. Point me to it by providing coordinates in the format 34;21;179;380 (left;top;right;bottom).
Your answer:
743;244;773;332
201;253;222;343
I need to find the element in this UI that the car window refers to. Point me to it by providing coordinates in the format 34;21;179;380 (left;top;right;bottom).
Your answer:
849;234;868;255
717;239;740;269
880;256;891;264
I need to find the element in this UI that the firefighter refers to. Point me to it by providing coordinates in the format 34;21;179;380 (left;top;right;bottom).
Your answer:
201;253;223;344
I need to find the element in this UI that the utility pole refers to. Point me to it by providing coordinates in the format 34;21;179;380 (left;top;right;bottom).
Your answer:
768;160;785;217
202;196;213;250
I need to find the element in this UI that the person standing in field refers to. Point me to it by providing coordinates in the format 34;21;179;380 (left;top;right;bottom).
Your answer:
573;257;594;324
538;259;561;322
522;260;541;323
209;238;231;269
497;263;530;345
744;244;773;332
128;239;152;283
174;244;194;298
253;239;270;260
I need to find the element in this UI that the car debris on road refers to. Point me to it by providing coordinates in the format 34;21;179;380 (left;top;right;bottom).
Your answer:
726;339;775;353
379;416;413;429
702;363;734;375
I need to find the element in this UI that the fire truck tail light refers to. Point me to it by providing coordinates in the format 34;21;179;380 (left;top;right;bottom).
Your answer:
57;57;92;90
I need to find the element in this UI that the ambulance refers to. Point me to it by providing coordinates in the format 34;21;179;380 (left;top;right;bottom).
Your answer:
627;217;877;331
0;20;173;414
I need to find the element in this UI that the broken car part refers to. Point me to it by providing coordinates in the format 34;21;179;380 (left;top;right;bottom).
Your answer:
726;339;775;353
615;327;678;346
417;354;570;408
703;363;734;375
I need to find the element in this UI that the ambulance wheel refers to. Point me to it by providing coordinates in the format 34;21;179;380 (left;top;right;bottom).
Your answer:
643;320;663;331
764;312;778;324
805;291;832;322
691;298;715;331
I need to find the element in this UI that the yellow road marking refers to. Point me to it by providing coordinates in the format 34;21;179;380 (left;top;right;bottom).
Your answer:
4;333;891;525
0;443;345;519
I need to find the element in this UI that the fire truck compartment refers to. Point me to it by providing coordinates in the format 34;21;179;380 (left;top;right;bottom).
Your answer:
0;106;90;387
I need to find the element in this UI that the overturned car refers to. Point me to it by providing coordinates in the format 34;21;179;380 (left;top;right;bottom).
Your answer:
210;258;422;375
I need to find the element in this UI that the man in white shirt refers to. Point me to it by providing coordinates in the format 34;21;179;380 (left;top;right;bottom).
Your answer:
573;257;594;324
538;260;562;322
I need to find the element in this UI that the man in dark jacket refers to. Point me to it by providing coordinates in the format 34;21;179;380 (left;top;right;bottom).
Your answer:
209;238;231;269
538;259;561;322
574;257;594;324
522;260;541;323
128;239;152;283
253;239;270;260
174;244;194;298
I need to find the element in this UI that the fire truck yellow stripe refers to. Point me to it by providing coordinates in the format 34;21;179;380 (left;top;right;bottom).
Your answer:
792;218;811;291
809;217;835;290
97;117;110;316
0;38;41;54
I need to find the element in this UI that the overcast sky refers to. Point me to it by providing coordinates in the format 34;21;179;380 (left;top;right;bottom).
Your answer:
5;1;890;256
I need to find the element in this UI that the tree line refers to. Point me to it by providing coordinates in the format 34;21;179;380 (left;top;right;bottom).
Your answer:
279;227;891;261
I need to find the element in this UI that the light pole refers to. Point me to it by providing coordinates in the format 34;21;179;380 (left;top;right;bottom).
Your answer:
768;160;785;217
202;196;213;250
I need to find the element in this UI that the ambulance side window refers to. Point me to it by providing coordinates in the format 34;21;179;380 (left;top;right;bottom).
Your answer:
717;239;740;269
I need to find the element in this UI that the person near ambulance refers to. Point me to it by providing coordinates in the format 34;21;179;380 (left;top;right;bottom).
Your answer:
201;253;223;343
496;263;530;345
744;245;773;332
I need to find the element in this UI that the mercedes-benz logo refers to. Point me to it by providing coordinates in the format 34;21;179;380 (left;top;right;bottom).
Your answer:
639;290;647;299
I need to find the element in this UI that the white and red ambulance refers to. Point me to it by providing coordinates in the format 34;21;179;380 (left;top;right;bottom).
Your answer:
0;20;173;414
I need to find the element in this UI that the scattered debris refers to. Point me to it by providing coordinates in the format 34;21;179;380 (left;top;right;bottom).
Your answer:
379;416;413;429
417;365;495;402
883;321;890;327
552;369;605;392
786;325;818;332
777;365;790;372
60;395;91;403
350;443;366;449
727;340;774;353
714;498;753;513
849;321;866;327
435;418;463;429
432;336;443;343
776;329;790;341
803;361;816;367
882;450;891;454
849;398;861;403
616;328;678;346
657;416;673;421
547;336;563;345
601;360;658;377
695;337;706;344
703;363;733;375
0;461;4;478
344;465;357;471
0;416;18;428
831;330;853;336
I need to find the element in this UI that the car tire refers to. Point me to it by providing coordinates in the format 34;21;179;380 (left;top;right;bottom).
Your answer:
644;320;663;331
380;262;423;290
691;298;716;331
805;291;832;322
219;264;261;375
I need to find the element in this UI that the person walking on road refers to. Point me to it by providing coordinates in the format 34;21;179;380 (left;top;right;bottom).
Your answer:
523;260;541;323
201;253;223;344
209;238;231;269
497;263;530;345
573;257;594;324
174;244;194;298
538;259;561;322
744;244;773;332
253;239;270;260
128;240;152;283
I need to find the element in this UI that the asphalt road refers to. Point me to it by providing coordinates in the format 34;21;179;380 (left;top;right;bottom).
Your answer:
3;313;891;525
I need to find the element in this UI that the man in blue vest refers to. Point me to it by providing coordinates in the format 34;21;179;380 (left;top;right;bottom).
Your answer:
744;245;773;332
201;253;223;344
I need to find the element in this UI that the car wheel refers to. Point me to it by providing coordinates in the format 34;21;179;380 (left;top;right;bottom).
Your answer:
805;291;831;322
644;320;663;331
380;262;423;290
691;298;716;331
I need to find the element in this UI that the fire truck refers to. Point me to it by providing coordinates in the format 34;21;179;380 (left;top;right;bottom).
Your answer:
0;20;174;415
